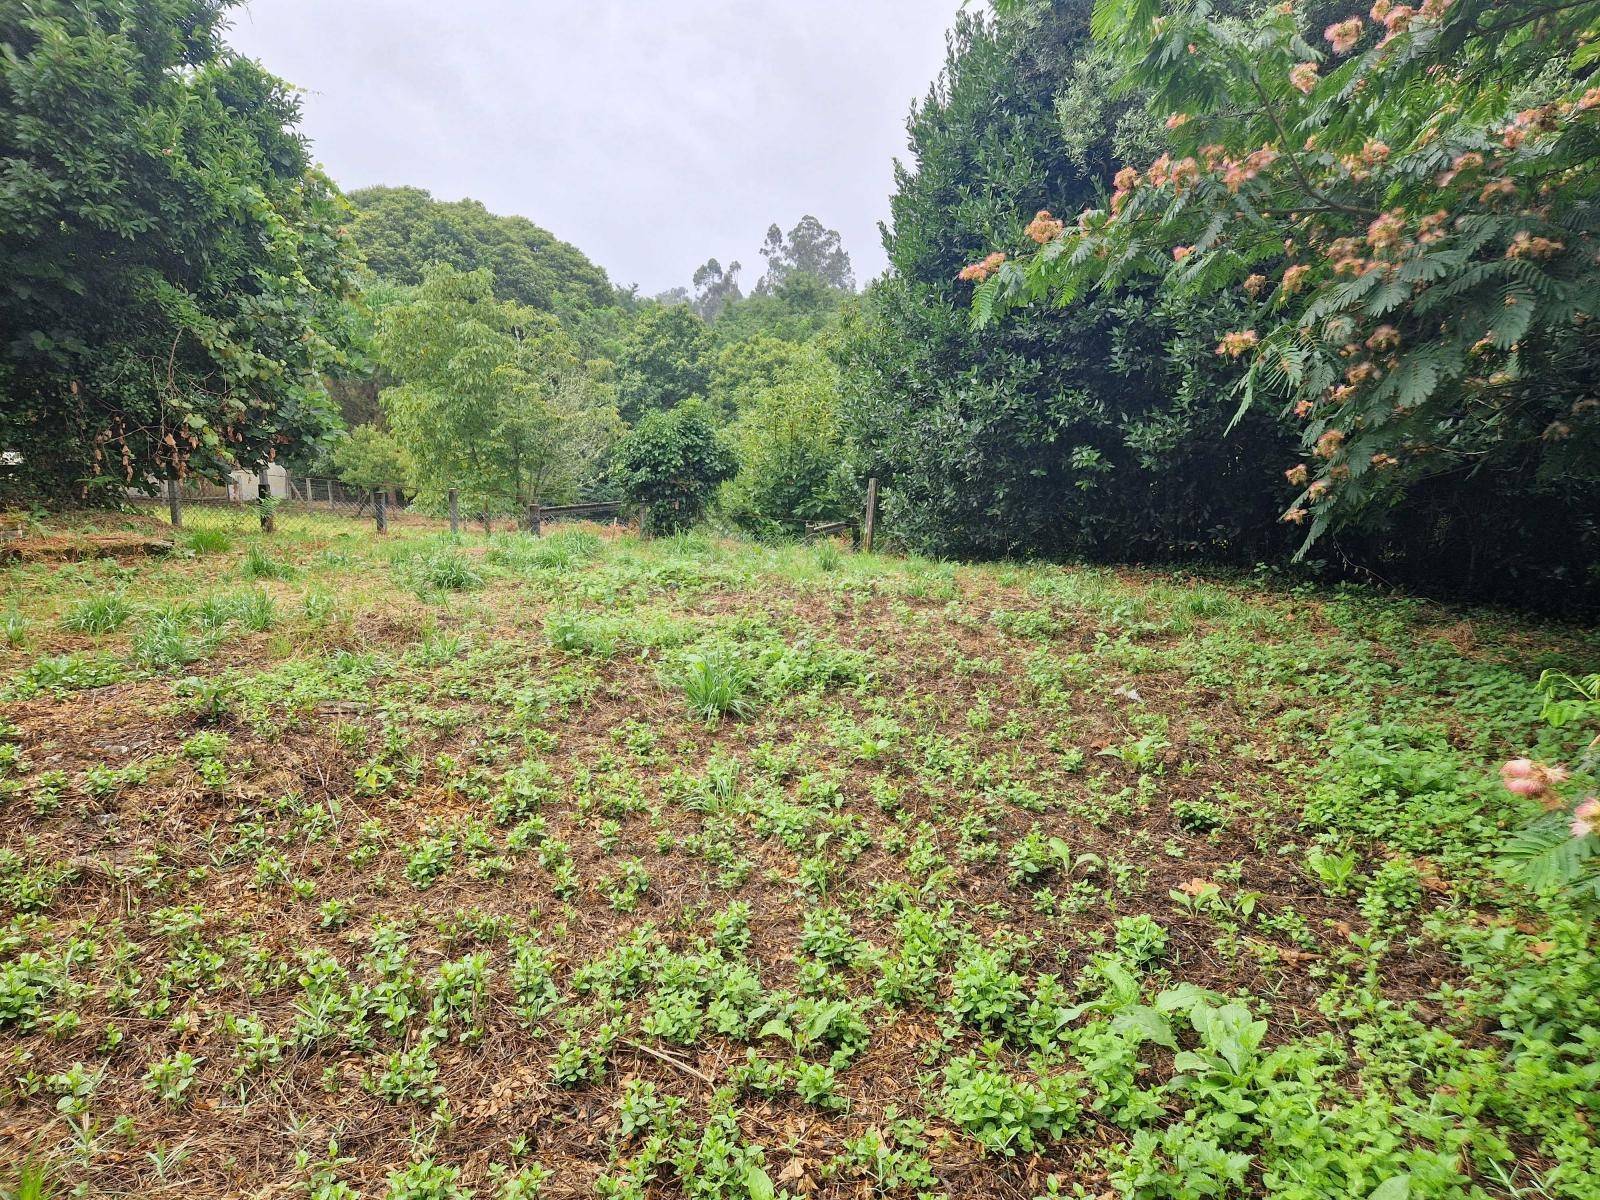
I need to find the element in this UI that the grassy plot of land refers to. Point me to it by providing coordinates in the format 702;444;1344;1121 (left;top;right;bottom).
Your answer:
0;517;1597;1199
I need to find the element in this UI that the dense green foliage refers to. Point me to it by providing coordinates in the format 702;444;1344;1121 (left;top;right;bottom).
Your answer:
844;4;1298;563
615;304;714;422
345;185;628;360
376;266;619;516
619;216;859;532
713;272;847;351
0;0;358;503
721;341;857;535
329;423;411;494
612;399;736;532
978;0;1600;607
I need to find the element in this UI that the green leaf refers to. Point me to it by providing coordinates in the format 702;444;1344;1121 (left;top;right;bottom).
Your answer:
1111;1004;1177;1049
744;1164;777;1200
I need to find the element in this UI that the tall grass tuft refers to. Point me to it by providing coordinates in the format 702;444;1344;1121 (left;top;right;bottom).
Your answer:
241;544;295;581
7;1159;55;1200
399;550;482;593
61;595;133;635
133;614;210;669
681;646;755;725
185;528;232;555
234;588;278;631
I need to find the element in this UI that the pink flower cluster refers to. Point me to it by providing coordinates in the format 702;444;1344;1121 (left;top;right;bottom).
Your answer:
1325;17;1363;54
1314;428;1346;458
1025;210;1065;244
1215;330;1259;357
1501;758;1571;808
1505;231;1565;260
1573;797;1600;839
957;252;1006;283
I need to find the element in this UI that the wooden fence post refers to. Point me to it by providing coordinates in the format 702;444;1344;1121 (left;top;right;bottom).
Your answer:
326;478;336;510
257;466;275;533
167;478;182;528
448;488;460;535
527;502;543;537
374;489;388;534
862;476;879;554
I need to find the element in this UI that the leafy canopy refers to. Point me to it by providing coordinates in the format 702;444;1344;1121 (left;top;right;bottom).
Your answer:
615;305;713;422
346;185;628;360
377;266;619;515
980;0;1600;553
0;0;359;502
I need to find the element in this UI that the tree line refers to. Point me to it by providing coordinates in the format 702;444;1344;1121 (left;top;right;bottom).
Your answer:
4;0;1597;610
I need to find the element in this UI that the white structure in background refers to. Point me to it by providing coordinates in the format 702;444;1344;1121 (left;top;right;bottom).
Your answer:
225;463;290;501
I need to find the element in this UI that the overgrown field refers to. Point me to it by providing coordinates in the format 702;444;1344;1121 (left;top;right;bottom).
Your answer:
1;515;1598;1199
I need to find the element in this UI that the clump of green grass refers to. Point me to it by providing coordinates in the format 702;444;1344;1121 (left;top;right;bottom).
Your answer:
5;1159;55;1200
241;544;295;580
487;529;604;573
132;614;211;669
185;528;232;555
233;588;277;632
399;549;482;594
61;595;134;635
681;646;755;724
2;614;26;648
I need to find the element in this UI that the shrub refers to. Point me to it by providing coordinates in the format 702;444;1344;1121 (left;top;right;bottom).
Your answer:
612;398;735;534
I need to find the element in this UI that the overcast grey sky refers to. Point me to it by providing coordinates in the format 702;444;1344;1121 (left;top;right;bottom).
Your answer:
227;1;964;297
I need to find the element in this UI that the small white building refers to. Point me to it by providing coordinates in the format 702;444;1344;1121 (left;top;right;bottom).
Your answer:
225;463;290;501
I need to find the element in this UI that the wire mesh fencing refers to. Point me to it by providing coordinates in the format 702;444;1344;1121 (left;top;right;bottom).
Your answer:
124;477;422;540
126;475;630;543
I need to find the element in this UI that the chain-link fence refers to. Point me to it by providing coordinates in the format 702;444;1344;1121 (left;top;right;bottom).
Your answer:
126;474;628;541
